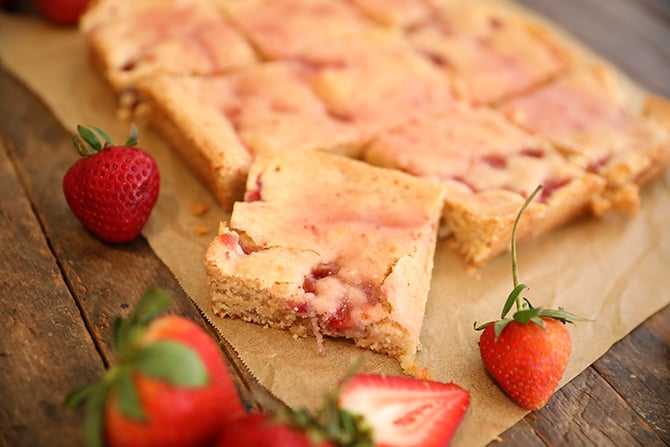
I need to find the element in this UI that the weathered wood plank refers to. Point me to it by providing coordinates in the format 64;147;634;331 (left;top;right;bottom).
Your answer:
0;124;104;446
1;1;669;445
517;0;670;96
526;367;666;447
491;419;548;447
0;68;260;411
644;304;670;346
490;311;670;447
593;308;670;445
639;0;670;21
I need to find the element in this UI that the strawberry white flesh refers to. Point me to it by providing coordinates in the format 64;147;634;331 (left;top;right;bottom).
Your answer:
338;374;470;447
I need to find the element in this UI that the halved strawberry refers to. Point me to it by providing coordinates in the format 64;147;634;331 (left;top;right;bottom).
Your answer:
338;374;470;447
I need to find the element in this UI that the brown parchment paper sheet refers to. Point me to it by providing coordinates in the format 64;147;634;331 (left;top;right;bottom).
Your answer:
1;13;669;447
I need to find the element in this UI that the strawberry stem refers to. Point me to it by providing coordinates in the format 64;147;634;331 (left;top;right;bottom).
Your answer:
511;185;542;312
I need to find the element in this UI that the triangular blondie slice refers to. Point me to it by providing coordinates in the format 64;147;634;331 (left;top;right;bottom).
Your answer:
205;150;445;371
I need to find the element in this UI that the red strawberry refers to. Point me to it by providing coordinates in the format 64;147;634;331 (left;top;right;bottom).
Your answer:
67;288;246;447
63;125;160;243
215;412;334;447
475;185;587;411
338;374;471;447
32;0;92;26
479;318;571;410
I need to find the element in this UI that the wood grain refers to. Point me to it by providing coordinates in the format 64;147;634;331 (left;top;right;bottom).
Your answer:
645;305;670;346
526;367;666;447
0;68;260;412
639;0;670;21
0;127;103;447
491;306;670;447
517;0;670;96
1;1;669;446
4;65;667;446
494;420;546;446
593;314;670;445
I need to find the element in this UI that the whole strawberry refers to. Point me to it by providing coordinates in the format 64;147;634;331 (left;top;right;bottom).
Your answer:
67;288;246;447
63;125;160;243
215;412;335;447
32;0;92;25
475;185;587;411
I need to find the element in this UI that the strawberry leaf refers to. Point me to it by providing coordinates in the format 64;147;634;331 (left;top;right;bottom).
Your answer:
530;316;545;328
65;382;98;410
82;383;109;447
91;126;113;148
113;289;172;357
111;316;131;356
474;320;494;331
134;340;209;387
72;134;90;156
512;307;543;325
501;284;528;319
131;288;172;327
116;367;145;421
494;318;513;339
539;307;591;324
522;297;536;309
77;125;102;152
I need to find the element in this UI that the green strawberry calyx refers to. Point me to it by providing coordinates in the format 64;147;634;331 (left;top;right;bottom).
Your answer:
474;185;589;339
72;124;138;156
65;288;209;447
254;356;375;447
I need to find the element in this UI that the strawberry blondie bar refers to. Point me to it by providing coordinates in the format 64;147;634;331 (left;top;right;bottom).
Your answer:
80;0;257;93
205;150;445;371
499;63;670;216
365;103;605;266
137;62;362;209
408;0;578;104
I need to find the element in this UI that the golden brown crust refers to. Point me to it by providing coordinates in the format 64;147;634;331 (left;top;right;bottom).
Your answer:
81;0;670;270
80;0;257;93
499;63;670;218
136;64;370;208
364;104;608;266
644;95;670;132
137;75;252;209
407;0;582;105
536;173;606;234
206;151;445;371
441;186;547;267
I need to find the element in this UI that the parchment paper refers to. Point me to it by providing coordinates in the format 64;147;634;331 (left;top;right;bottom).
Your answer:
1;14;668;447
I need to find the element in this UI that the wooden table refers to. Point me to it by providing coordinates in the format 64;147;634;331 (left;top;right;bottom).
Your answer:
1;1;668;446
